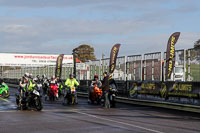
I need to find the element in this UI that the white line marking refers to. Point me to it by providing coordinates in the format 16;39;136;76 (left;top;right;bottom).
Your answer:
0;110;17;113
74;110;165;133
0;97;9;102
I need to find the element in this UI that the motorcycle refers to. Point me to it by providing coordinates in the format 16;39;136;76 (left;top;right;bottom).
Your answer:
16;86;43;111
0;83;10;98
63;86;77;105
42;79;49;100
47;83;58;101
109;88;117;107
100;88;117;108
90;84;102;104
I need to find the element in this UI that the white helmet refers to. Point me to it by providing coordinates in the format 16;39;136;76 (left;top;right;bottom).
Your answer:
24;72;29;78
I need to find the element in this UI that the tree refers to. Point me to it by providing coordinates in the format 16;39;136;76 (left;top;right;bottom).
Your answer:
179;39;200;61
73;44;96;62
194;39;200;49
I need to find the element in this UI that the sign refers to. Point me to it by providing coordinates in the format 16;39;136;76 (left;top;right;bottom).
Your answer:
55;54;64;79
109;44;121;74
165;32;180;80
0;53;73;66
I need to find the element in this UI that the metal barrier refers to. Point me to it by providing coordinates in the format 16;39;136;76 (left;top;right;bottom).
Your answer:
4;78;200;113
1;48;200;82
187;48;200;81
127;55;142;81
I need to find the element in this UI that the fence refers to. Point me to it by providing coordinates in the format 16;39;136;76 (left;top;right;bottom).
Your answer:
1;48;200;82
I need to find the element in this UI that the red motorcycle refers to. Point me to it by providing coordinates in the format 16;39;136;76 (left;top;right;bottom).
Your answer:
46;83;58;101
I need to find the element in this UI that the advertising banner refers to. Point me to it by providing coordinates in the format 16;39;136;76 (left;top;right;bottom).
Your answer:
55;54;64;79
109;44;121;74
129;81;200;99
0;53;73;66
165;32;181;80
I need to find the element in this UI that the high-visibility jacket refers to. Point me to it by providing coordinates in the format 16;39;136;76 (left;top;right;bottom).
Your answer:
26;80;36;91
65;78;79;89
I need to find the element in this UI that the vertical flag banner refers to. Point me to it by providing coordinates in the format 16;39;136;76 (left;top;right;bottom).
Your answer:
109;44;121;74
55;54;64;79
165;32;180;80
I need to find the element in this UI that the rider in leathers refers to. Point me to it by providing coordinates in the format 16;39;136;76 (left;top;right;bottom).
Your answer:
88;75;102;103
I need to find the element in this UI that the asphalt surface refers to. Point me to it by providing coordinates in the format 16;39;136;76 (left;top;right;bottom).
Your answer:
0;87;200;133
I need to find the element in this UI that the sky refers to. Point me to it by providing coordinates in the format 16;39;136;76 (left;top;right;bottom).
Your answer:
0;0;200;58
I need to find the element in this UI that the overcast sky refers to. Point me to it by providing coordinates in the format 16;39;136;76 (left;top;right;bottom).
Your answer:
0;0;200;58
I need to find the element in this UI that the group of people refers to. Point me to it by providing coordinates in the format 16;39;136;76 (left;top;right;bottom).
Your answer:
89;72;117;108
18;71;117;108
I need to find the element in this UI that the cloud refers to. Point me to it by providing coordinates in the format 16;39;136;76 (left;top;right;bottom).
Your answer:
0;0;200;58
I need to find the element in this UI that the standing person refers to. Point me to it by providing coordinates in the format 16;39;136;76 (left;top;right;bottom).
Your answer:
100;72;110;108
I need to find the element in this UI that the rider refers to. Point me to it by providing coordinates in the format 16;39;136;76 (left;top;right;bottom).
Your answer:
25;76;37;104
88;75;102;102
36;75;41;84
56;76;64;97
91;75;102;88
41;74;49;96
19;73;29;96
26;76;37;92
64;74;79;104
50;75;57;84
50;75;58;98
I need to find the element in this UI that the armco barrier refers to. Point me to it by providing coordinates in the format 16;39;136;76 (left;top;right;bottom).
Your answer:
77;92;200;113
128;80;200;105
3;78;200;113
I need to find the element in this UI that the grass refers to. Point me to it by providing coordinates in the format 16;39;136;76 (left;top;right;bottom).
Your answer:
190;64;200;81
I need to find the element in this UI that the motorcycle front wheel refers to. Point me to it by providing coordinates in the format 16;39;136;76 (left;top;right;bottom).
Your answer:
35;97;43;111
2;90;10;98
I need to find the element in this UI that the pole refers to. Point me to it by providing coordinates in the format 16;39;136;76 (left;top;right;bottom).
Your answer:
73;49;76;78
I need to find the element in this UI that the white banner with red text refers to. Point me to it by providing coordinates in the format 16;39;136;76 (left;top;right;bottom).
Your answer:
0;53;73;66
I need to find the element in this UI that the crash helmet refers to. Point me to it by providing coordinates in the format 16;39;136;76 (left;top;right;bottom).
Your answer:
42;74;46;78
94;75;98;80
29;73;33;79
51;75;55;80
69;74;73;79
24;72;29;78
33;77;38;83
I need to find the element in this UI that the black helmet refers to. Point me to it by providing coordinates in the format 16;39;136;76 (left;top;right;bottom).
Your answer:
69;74;73;78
